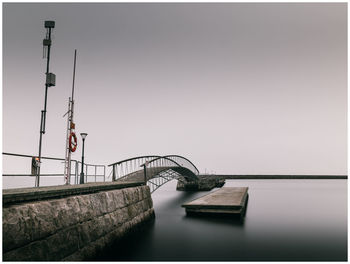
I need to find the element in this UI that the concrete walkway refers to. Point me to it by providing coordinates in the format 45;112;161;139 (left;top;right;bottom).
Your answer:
3;181;144;205
182;187;248;215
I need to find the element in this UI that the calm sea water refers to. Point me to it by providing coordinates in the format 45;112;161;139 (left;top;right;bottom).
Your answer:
96;179;347;261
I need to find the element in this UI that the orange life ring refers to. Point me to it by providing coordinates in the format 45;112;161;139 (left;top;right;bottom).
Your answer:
69;132;77;152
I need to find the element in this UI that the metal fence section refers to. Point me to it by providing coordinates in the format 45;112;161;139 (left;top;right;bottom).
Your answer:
147;156;199;178
76;161;106;185
108;155;199;192
3;153;198;191
2;152;105;189
108;155;162;181
163;155;200;175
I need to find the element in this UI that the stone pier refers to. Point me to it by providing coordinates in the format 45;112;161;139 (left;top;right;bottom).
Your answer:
3;181;154;261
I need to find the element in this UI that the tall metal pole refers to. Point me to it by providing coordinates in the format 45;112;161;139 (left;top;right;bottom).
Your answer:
71;50;77;101
64;50;77;184
36;21;55;187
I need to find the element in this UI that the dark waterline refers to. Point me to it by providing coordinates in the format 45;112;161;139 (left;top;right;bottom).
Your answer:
96;179;347;261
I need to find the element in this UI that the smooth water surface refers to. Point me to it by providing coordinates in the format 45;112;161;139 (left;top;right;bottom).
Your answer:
97;179;347;261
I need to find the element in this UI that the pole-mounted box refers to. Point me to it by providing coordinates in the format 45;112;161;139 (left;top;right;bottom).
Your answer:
46;73;56;87
44;21;55;28
43;39;52;46
31;157;40;175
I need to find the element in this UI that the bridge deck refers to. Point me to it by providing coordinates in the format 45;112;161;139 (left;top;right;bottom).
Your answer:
182;187;249;216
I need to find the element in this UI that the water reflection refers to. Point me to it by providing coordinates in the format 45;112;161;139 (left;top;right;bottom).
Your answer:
96;179;347;261
184;213;245;226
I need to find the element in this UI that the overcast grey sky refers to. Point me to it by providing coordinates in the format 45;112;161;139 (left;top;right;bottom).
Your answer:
3;3;347;175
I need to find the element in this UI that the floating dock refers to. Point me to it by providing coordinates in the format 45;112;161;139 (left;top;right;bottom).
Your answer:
182;187;249;216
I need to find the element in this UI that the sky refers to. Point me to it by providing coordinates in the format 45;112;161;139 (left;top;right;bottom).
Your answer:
2;3;347;177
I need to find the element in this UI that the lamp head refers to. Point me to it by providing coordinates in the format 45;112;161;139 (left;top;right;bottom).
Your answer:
44;21;55;29
80;133;88;140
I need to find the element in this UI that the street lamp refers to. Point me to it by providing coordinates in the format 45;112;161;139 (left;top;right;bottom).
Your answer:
79;133;88;184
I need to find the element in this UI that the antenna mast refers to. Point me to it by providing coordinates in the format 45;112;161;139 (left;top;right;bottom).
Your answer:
36;20;56;187
64;50;77;184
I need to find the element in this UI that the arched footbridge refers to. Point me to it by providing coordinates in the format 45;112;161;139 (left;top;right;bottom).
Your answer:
108;155;199;192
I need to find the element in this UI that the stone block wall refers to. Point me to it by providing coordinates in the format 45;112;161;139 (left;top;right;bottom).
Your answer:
3;185;154;261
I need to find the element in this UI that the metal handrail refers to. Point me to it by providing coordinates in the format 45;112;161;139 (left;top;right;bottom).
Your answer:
150;155;200;175
164;155;200;175
3;152;106;168
108;155;162;167
2;152;106;187
3;152;67;161
109;155;199;184
108;155;199;175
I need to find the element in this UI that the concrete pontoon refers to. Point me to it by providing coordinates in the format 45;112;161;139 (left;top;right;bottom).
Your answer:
182;187;249;216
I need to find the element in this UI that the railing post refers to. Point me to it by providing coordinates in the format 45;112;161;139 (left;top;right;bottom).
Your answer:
112;165;116;181
103;166;106;182
143;164;147;183
74;161;78;184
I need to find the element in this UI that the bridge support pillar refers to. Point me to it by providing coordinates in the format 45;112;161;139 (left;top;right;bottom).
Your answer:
177;176;225;191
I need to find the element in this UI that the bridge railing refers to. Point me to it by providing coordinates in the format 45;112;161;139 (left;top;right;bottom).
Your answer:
2;152;106;189
163;155;199;175
108;155;161;181
108;155;199;182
